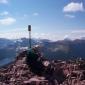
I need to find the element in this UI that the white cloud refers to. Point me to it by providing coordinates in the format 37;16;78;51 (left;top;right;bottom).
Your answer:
0;11;9;16
71;30;85;34
65;14;75;18
63;30;85;40
63;2;84;12
0;29;65;41
33;12;39;16
0;28;85;41
0;17;16;25
0;0;8;4
0;29;29;39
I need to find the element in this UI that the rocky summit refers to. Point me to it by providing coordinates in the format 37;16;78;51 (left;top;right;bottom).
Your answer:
0;51;85;85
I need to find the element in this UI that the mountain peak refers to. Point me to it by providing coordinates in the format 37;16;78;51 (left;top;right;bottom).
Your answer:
0;50;85;85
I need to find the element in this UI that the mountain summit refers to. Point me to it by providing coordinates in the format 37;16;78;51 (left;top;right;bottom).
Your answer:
0;50;85;85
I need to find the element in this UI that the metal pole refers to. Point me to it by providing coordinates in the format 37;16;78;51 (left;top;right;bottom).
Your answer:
28;25;31;49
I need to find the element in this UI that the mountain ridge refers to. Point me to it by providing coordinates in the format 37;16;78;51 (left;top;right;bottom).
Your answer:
0;38;85;66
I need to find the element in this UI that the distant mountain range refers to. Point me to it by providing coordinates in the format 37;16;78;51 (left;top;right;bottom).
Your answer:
0;38;85;66
40;39;85;60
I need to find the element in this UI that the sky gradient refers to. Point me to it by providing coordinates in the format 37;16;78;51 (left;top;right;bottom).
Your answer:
0;0;85;40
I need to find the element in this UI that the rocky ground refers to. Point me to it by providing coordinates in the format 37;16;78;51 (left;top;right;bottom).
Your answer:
0;51;85;85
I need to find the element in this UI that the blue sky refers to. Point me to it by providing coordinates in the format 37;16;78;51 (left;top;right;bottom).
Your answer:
0;0;85;40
